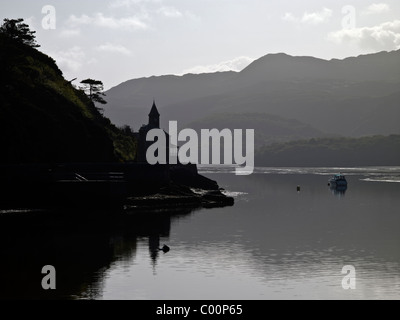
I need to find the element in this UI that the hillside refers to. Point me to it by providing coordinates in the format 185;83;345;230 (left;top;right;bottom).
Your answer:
104;71;237;130
256;135;400;167
0;33;136;164
186;113;329;148
104;50;400;145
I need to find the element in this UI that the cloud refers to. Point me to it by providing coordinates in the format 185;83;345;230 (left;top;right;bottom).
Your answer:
109;0;162;9
67;13;148;31
51;46;86;73
59;29;81;38
282;12;297;23
108;0;199;21
23;16;37;30
109;0;138;8
181;56;254;75
302;8;332;25
362;3;390;15
282;8;333;25
96;43;132;55
328;20;400;51
157;6;183;18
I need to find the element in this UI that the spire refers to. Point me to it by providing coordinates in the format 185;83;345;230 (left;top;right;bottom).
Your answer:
148;100;160;128
149;100;160;117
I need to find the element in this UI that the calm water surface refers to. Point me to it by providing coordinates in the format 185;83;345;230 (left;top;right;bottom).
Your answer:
1;167;399;300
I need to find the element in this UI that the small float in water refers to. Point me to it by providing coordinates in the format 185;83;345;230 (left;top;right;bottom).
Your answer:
159;245;170;253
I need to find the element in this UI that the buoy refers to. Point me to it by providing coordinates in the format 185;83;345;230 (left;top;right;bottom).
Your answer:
160;245;170;253
297;185;300;192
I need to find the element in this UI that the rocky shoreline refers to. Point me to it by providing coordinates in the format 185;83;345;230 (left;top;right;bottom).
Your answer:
125;183;234;212
0;163;234;213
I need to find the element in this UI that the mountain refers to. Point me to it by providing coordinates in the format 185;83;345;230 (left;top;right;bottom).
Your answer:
186;113;328;149
104;50;400;147
256;135;400;167
0;33;136;164
104;71;237;130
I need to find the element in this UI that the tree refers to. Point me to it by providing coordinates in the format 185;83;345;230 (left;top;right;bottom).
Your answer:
0;18;40;47
80;79;107;106
121;125;134;136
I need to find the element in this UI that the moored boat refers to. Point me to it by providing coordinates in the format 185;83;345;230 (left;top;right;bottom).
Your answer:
328;173;348;187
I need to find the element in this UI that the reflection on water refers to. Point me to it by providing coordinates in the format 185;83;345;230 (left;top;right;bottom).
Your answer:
1;167;400;300
0;209;198;300
329;185;347;197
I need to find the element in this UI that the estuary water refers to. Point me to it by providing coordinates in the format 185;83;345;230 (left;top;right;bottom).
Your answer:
1;167;399;300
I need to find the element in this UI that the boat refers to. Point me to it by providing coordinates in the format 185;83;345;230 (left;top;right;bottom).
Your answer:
328;173;348;187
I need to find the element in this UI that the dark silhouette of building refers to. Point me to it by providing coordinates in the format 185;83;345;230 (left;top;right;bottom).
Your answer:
136;101;160;162
136;101;171;163
148;101;160;128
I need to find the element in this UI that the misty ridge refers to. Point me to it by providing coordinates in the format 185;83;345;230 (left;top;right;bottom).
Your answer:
104;50;400;154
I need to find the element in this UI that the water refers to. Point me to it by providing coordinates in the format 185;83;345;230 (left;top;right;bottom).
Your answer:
1;167;399;300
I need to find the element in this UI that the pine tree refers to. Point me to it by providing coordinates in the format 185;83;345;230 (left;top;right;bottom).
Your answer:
80;79;108;108
0;18;40;48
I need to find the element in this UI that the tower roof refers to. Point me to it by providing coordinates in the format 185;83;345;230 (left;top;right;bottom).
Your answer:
149;100;160;117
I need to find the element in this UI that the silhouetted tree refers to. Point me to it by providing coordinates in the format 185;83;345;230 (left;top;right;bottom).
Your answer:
80;79;107;106
0;18;39;47
121;125;134;136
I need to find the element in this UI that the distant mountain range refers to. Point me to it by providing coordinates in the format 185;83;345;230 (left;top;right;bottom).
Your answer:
104;50;400;148
186;113;327;149
256;135;400;167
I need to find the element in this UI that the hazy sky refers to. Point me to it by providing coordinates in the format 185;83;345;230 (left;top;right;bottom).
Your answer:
1;0;399;89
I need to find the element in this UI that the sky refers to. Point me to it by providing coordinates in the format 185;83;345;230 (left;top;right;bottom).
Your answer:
1;0;399;90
